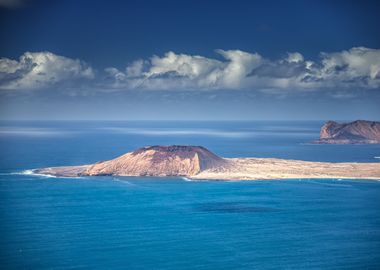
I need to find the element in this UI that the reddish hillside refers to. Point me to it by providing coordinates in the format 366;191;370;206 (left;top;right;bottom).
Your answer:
316;120;380;144
83;145;227;176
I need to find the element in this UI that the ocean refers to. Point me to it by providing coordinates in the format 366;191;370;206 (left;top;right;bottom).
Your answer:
0;121;379;269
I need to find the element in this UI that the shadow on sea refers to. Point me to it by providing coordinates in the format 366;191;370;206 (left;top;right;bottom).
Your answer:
193;201;280;213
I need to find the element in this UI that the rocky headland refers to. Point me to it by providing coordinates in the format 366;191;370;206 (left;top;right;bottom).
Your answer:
34;145;380;180
314;120;380;144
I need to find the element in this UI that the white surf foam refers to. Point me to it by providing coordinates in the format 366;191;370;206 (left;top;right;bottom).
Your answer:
111;177;139;186
0;170;57;178
19;170;58;178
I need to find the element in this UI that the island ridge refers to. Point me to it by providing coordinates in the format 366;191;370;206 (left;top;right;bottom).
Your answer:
314;120;380;144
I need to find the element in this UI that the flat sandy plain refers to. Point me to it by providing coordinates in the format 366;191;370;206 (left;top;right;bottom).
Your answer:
191;158;380;180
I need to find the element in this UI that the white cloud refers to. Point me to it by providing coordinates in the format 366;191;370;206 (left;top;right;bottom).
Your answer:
216;49;262;88
105;47;380;91
1;47;379;92
105;49;263;90
0;52;94;90
143;51;224;89
285;52;304;63
126;59;146;78
316;47;380;88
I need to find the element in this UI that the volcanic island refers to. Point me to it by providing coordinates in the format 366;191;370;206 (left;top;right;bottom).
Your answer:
33;120;380;180
34;144;380;180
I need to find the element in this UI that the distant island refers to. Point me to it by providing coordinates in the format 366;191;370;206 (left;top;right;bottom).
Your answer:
313;120;380;144
34;145;380;180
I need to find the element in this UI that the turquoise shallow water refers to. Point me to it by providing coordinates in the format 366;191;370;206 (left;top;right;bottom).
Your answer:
0;121;380;269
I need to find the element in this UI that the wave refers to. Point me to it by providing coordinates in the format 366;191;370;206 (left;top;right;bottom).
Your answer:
0;170;57;178
10;169;82;179
111;177;140;186
18;169;58;178
181;177;210;182
0;172;21;176
0;170;40;176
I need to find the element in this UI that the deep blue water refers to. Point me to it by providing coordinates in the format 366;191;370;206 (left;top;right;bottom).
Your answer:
0;121;380;269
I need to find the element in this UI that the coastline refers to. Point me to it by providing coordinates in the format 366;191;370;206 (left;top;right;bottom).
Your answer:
32;157;380;181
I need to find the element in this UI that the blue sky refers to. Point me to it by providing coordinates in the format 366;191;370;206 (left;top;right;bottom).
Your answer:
0;0;379;120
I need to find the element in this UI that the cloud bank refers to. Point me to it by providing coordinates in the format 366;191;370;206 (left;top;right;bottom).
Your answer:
0;52;94;90
1;47;379;92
